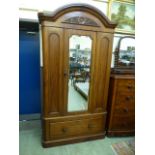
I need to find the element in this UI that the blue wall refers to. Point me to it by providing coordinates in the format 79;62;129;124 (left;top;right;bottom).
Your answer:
19;31;41;114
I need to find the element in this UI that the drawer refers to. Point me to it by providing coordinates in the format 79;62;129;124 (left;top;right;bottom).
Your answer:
111;115;135;130
117;79;135;93
115;93;135;106
114;106;135;116
49;117;105;139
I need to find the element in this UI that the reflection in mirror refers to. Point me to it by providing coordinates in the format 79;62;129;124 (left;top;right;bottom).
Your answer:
119;37;135;67
68;35;92;112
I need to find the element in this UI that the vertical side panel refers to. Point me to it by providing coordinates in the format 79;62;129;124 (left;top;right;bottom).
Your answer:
49;33;60;113
90;33;113;112
101;33;114;111
42;27;64;117
106;77;117;130
95;36;109;111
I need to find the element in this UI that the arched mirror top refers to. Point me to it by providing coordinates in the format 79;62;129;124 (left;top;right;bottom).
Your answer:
38;3;117;31
117;36;135;51
114;36;135;73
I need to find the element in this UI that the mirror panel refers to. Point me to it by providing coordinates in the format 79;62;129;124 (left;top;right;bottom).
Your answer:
67;35;92;112
118;37;135;67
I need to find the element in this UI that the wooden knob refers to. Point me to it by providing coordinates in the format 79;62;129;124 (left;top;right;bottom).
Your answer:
62;127;68;133
64;71;68;77
126;96;131;101
123;108;129;113
127;85;132;89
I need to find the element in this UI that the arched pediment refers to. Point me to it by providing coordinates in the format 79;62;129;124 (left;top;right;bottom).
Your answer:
38;3;117;29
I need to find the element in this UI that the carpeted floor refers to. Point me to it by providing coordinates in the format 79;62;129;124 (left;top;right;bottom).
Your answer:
19;120;135;155
111;140;135;155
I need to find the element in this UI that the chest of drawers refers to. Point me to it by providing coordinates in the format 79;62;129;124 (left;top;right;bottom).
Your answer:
106;74;135;136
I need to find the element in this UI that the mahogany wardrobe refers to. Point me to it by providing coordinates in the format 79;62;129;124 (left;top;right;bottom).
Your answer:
38;4;117;147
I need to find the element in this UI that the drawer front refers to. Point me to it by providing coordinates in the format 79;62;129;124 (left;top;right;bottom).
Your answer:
114;106;135;116
49;117;105;139
111;115;135;130
117;79;135;93
115;93;135;106
114;92;135;116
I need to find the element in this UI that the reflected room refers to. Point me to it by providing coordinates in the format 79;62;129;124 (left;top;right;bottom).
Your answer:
118;37;135;67
68;35;92;112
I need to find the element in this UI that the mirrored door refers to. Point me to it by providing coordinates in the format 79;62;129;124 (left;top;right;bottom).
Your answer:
65;30;96;113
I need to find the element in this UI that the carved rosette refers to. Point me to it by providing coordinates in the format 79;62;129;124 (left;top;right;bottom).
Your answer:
63;16;99;27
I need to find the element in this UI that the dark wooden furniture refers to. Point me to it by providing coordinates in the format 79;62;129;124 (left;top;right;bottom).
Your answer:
38;3;116;147
106;74;135;136
106;36;135;136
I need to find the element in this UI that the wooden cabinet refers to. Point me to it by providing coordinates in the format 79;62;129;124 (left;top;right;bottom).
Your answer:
106;74;135;136
39;4;117;147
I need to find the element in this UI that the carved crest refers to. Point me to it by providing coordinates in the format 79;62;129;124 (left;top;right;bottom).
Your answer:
62;16;99;27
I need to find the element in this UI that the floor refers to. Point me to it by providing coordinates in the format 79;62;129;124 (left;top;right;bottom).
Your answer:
19;120;134;155
68;80;88;112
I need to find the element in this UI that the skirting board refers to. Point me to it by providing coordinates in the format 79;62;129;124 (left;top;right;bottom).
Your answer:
19;113;41;121
42;132;106;147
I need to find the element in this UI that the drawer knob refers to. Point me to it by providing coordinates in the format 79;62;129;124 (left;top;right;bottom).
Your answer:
123;108;129;113
62;127;68;133
127;85;132;89
126;96;131;101
64;71;68;77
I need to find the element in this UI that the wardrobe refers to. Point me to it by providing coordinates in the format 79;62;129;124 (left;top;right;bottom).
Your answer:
38;4;117;147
